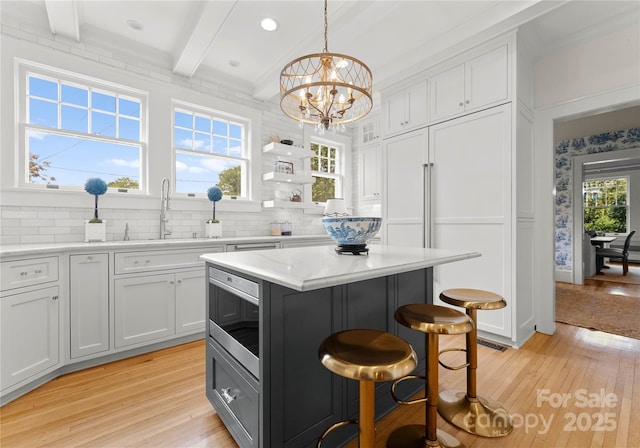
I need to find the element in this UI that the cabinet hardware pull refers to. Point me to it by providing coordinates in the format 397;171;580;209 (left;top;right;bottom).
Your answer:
220;388;236;404
177;280;182;285
52;295;59;301
87;256;93;261
459;102;464;106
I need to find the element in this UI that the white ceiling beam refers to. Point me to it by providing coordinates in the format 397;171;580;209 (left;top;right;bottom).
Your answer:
44;0;80;42
173;1;237;78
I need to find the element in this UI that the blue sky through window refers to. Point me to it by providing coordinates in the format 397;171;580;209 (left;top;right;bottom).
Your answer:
173;107;246;195
27;74;142;187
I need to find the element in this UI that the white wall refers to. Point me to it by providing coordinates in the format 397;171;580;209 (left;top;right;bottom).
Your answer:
533;19;640;108
0;23;339;244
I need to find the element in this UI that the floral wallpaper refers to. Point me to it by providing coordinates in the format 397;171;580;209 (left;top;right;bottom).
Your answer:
555;127;640;271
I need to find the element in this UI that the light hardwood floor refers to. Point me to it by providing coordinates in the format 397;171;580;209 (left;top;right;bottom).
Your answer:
2;319;638;448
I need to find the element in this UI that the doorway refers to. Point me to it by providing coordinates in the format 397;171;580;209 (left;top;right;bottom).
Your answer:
534;85;640;336
570;147;640;285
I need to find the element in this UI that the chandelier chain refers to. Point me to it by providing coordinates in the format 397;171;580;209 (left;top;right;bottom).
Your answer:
323;0;328;52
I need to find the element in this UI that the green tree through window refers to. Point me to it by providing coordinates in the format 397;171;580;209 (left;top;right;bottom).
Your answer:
583;177;628;233
310;141;342;203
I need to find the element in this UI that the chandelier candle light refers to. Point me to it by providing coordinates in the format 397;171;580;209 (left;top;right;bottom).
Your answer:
280;0;372;134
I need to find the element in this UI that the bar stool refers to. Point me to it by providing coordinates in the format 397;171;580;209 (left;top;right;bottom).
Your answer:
317;329;417;448
387;304;474;448
438;288;513;437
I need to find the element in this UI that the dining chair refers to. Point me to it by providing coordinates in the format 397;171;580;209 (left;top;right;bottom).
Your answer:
596;230;636;275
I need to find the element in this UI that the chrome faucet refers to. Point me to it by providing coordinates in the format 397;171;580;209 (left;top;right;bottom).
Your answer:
160;177;172;239
123;222;130;241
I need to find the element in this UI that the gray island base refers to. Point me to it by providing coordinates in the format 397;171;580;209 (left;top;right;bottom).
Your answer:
201;245;480;448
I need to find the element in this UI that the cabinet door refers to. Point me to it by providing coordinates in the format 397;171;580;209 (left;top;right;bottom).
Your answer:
358;145;381;202
175;270;205;334
383;129;428;247
1;286;59;390
114;274;175;348
429;63;465;122
466;44;509;113
70;254;109;358
405;80;428;129
359;115;380;147
429;104;512;338
383;89;406;136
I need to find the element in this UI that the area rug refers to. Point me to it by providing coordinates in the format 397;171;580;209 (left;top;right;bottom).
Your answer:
556;283;640;339
586;262;640;285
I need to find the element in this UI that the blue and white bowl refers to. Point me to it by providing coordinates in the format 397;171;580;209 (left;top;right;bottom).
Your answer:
321;217;381;246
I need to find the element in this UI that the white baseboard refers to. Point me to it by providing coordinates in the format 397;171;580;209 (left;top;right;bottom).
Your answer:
555;270;573;283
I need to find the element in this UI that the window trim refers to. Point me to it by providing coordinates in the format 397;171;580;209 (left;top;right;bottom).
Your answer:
17;60;148;192
582;175;630;233
304;129;352;206
171;100;252;199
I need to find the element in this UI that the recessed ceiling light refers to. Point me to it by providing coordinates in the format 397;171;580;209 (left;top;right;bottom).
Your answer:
261;17;278;32
126;19;143;31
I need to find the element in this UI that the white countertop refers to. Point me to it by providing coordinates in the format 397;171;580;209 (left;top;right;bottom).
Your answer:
0;235;332;258
201;245;481;291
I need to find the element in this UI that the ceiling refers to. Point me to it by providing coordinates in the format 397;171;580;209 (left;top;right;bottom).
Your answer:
2;1;639;103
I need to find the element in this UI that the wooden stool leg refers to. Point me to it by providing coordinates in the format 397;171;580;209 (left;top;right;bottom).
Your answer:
359;380;375;448
466;309;478;399
426;332;439;443
387;333;466;448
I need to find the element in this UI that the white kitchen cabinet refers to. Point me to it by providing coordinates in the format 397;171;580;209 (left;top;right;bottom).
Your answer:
429;104;513;339
382;128;428;246
358;114;381;147
70;253;109;359
382;79;428;137
114;273;176;348
429;44;509;123
0;256;58;291
116;269;204;343
1;286;59;390
358;144;382;202
175;270;205;334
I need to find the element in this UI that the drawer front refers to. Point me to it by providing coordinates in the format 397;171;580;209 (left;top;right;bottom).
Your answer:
207;340;258;448
114;249;210;274
1;257;59;291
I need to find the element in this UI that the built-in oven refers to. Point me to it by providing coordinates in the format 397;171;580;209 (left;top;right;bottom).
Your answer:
208;266;260;379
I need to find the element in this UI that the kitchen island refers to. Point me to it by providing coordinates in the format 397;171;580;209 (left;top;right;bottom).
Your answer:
201;245;480;448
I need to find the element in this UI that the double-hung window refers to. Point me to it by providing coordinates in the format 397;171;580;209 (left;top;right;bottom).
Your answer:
583;177;629;233
173;103;249;197
22;64;146;190
310;138;345;203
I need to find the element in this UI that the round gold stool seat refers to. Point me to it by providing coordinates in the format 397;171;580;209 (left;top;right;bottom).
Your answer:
318;329;417;448
387;304;473;448
438;288;513;437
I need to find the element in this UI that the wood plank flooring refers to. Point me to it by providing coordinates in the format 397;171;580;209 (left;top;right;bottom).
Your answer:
2;321;638;448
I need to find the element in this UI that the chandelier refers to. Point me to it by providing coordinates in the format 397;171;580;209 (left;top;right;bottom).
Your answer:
279;0;373;134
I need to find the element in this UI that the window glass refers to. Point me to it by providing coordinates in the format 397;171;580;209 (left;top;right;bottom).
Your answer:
173;105;248;196
61;84;88;107
24;70;145;190
310;140;342;202
583;177;628;233
29;76;57;100
28;130;140;187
